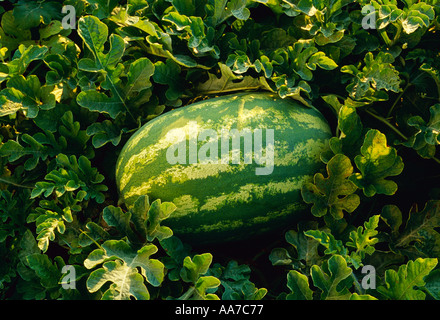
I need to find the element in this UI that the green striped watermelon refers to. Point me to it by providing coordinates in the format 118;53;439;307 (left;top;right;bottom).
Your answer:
116;92;332;244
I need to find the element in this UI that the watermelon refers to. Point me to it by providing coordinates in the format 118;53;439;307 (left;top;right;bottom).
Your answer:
116;92;332;244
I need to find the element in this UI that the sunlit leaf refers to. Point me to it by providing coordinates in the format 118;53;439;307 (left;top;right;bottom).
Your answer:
350;129;404;197
302;154;360;219
378;258;437;300
84;239;165;300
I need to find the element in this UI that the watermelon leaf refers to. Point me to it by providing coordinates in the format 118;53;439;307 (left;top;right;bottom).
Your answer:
144;199;175;242
0;131;64;171
84;239;165;300
377;257;438;300
423;269;440;300
178;253;221;300
29;203;73;253
419;63;440;99
192;276;221;300
305;229;348;256
310;254;353;300
180;253;213;284
195;63;273;95
216;260;268;300
5;44;48;76
101;196;175;246
102;205;134;240
382;201;440;259
31;154;108;203
402;103;440;159
341;52;401;101
77;16;124;71
350;129;404;197
25;253;62;290
125;57;155;97
153;59;185;102
86;120;122;148
286;270;313;300
324;100;364;160
0;74;56;118
291;216;381;270
346;215;380;268
12;0;62;29
284;226;322;267
78;221;110;248
301;154;360;219
77;16;156;122
76;90;126;120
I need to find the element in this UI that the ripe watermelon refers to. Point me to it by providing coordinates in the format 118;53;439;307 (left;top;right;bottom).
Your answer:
116;92;332;244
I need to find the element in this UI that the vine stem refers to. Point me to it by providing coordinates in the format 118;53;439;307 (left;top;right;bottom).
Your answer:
0;177;34;189
387;83;411;118
79;228;104;250
351;272;365;296
390;24;402;47
364;109;408;140
378;29;393;47
378;23;402;48
26;61;44;78
431;156;440;165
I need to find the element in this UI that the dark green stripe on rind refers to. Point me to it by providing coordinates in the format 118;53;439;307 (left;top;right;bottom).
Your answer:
116;92;332;244
170;201;309;244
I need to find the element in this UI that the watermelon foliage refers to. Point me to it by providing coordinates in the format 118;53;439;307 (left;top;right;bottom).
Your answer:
0;0;439;301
